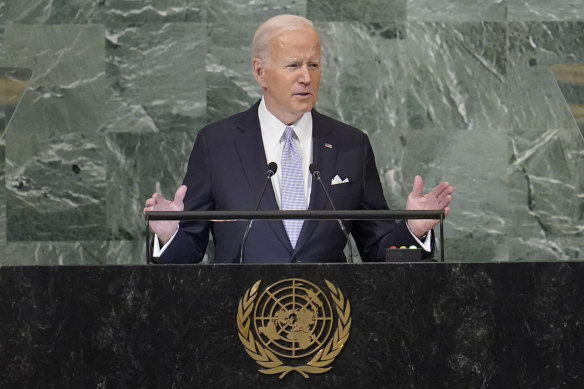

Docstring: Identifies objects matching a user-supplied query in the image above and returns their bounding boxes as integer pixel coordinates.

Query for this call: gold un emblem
[237,278,351,379]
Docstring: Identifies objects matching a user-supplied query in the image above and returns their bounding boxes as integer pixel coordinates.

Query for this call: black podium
[1,262,583,388]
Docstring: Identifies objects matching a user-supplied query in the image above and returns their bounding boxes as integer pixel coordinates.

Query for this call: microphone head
[267,162,278,176]
[309,163,320,176]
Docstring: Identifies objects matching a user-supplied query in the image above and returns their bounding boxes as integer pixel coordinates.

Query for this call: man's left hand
[406,175,453,238]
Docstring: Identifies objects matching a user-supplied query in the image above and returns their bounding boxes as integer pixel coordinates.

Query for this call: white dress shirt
[258,98,312,208]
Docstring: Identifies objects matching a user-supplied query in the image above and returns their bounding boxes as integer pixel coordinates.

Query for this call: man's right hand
[143,185,187,246]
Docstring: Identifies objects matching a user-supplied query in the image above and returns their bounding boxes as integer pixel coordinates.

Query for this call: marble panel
[507,0,584,21]
[3,24,107,241]
[206,22,261,124]
[401,130,509,262]
[0,0,105,24]
[407,0,507,22]
[106,23,206,133]
[308,0,406,22]
[3,240,143,265]
[316,22,407,134]
[404,22,509,131]
[507,126,584,260]
[106,0,198,24]
[5,132,107,241]
[106,23,205,135]
[205,0,306,23]
[102,90,164,134]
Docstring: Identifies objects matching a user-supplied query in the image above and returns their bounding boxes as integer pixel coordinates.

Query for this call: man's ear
[252,58,267,89]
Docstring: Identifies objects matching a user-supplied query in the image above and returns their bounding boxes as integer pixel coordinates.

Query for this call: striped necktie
[280,126,305,248]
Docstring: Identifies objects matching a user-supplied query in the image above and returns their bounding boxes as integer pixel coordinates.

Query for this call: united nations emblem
[237,278,351,378]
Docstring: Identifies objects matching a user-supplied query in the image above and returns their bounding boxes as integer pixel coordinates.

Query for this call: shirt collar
[258,97,312,149]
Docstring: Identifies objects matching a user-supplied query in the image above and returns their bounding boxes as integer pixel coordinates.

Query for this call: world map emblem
[237,278,351,378]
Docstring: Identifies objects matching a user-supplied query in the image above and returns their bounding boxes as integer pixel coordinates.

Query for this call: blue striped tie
[281,126,305,248]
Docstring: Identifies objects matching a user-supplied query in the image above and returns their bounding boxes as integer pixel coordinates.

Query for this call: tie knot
[281,126,296,143]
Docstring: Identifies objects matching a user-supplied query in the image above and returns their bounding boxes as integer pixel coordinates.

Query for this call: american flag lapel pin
[324,143,333,149]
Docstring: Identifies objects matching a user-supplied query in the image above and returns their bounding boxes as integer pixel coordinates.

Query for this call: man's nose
[298,65,311,84]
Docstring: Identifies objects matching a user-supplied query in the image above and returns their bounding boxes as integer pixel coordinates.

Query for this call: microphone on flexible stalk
[309,163,353,263]
[239,162,278,263]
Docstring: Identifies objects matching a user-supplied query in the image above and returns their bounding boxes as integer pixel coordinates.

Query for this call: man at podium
[143,14,453,263]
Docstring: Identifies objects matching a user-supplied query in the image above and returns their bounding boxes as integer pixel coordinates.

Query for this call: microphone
[240,162,278,263]
[309,163,353,263]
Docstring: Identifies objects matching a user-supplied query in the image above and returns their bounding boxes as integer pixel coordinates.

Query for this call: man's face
[253,28,321,125]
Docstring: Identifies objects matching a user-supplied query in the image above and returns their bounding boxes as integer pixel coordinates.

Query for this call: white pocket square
[331,175,350,185]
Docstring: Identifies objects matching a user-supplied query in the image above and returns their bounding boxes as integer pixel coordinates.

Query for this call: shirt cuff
[405,222,432,252]
[152,226,180,257]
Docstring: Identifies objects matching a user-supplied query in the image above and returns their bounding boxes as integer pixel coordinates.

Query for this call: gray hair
[251,14,317,66]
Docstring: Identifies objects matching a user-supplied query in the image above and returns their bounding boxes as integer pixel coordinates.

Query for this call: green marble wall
[0,0,582,264]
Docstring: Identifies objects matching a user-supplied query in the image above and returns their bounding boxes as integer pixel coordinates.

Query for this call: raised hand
[406,176,453,238]
[143,185,187,246]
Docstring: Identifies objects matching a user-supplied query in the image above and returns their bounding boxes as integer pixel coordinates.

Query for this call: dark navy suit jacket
[157,101,424,263]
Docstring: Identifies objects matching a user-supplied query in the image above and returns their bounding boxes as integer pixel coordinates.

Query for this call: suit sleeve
[155,129,213,264]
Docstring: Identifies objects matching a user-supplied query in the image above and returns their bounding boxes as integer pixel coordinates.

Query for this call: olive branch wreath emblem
[237,279,351,379]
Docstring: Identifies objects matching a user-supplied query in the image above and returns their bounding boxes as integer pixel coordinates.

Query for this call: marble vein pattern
[206,22,261,123]
[105,22,206,133]
[407,0,507,22]
[107,0,198,23]
[205,0,307,23]
[308,0,406,22]
[404,22,509,131]
[507,126,584,260]
[316,22,407,135]
[1,0,106,24]
[507,0,584,21]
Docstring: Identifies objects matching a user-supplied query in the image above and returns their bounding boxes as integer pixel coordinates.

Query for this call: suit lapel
[234,102,292,252]
[309,111,338,211]
[294,110,339,253]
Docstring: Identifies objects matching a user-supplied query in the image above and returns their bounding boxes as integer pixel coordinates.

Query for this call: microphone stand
[239,162,277,263]
[310,164,353,263]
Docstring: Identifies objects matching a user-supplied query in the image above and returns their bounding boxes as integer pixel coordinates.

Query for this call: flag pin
[324,143,332,149]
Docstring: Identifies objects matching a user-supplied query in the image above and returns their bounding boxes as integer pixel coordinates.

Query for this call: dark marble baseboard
[1,262,583,388]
